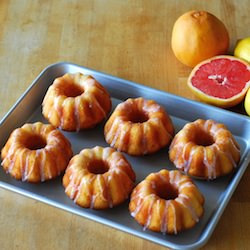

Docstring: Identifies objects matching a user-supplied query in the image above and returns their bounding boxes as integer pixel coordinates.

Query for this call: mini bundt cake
[1,122,73,182]
[169,119,241,180]
[63,146,136,209]
[42,72,112,131]
[104,97,175,156]
[129,169,204,234]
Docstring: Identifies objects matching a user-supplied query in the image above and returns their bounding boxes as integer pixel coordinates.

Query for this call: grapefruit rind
[187,55,250,108]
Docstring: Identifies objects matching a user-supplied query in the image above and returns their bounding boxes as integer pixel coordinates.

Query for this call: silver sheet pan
[1,62,250,250]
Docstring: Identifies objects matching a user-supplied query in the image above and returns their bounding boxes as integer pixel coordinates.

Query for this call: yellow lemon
[244,87,250,116]
[234,37,250,63]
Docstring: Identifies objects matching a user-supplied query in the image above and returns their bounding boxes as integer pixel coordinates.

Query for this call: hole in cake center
[25,134,47,150]
[129,109,149,123]
[193,128,215,146]
[87,160,109,174]
[62,84,84,97]
[155,182,179,200]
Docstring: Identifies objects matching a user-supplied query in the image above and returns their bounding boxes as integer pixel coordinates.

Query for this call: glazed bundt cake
[129,169,204,234]
[169,119,241,180]
[63,146,136,209]
[1,122,73,182]
[104,97,175,156]
[42,72,112,131]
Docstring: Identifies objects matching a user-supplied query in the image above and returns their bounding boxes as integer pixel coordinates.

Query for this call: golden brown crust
[1,122,73,182]
[42,73,112,131]
[129,169,204,234]
[63,146,136,209]
[169,119,241,180]
[104,97,174,156]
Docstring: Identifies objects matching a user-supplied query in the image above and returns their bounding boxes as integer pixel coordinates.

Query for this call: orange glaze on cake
[129,169,204,234]
[104,97,175,156]
[42,73,112,131]
[169,119,241,180]
[1,122,73,182]
[63,146,136,209]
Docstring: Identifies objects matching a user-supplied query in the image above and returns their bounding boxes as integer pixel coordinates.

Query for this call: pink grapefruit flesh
[187,55,250,108]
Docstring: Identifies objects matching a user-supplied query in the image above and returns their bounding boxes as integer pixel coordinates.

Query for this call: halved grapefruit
[187,55,250,108]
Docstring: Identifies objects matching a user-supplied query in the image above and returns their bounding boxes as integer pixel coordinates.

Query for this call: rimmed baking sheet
[1,62,250,250]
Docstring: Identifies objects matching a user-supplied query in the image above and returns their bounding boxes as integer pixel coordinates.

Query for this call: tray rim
[2,61,250,128]
[1,61,250,250]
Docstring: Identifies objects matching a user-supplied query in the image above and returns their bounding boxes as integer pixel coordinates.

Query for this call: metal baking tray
[1,62,250,250]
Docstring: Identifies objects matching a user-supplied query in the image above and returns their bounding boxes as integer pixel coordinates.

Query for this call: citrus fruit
[171,10,230,68]
[234,37,250,63]
[187,55,250,108]
[244,88,250,116]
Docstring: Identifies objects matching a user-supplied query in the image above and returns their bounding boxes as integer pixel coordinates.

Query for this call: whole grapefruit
[171,10,230,68]
[187,55,250,108]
